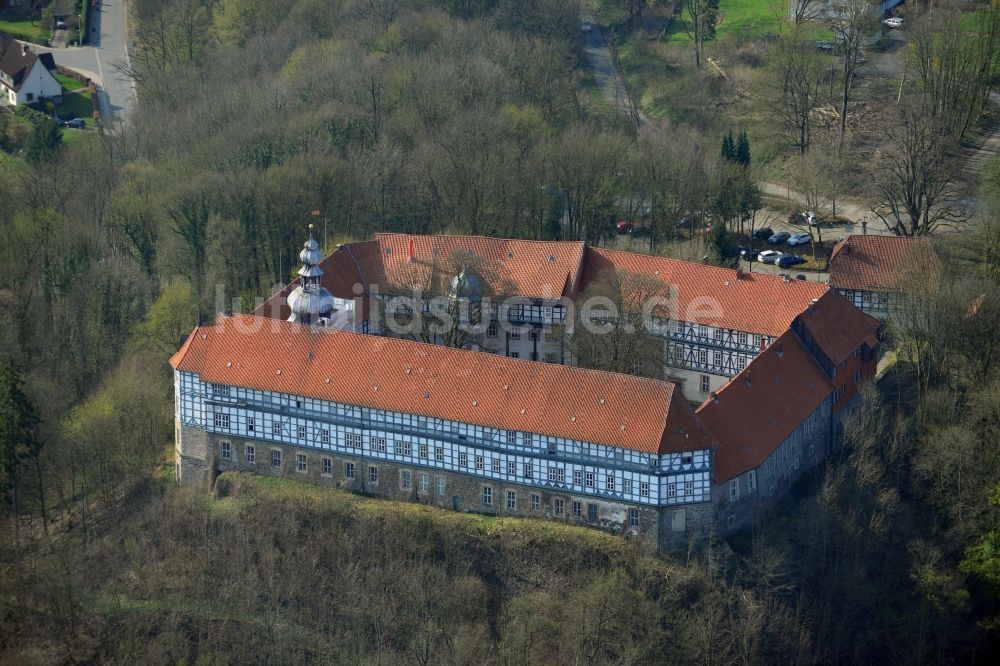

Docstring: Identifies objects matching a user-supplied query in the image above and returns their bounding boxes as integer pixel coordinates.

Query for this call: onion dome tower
[287,224,334,325]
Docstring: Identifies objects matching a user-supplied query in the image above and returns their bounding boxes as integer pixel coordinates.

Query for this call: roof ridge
[374,232,586,247]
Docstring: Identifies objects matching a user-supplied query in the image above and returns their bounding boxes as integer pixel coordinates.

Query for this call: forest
[1,0,1000,662]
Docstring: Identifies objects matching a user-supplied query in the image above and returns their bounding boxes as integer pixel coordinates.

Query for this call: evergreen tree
[0,357,40,563]
[24,117,62,164]
[721,130,735,162]
[736,130,751,167]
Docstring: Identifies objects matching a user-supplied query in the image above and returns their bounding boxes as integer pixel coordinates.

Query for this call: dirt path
[580,10,647,130]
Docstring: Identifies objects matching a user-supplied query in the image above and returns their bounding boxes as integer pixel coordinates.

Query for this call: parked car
[883,17,903,29]
[678,212,701,228]
[581,21,593,33]
[629,224,650,237]
[56,20,68,30]
[767,232,791,245]
[787,233,812,246]
[757,250,784,264]
[815,40,835,52]
[795,275,807,281]
[777,255,807,268]
[752,227,774,241]
[58,117,85,129]
[616,220,633,234]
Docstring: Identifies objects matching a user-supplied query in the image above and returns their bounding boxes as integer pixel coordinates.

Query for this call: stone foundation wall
[191,432,678,550]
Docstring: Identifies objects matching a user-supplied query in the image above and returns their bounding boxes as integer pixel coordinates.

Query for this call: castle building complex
[172,231,881,549]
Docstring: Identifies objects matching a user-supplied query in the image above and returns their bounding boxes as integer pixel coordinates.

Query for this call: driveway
[31,0,134,122]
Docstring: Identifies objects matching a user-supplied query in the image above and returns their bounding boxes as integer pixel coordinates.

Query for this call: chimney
[701,255,709,264]
[710,391,719,404]
[735,268,744,280]
[407,238,415,263]
[21,43,29,55]
[782,274,791,283]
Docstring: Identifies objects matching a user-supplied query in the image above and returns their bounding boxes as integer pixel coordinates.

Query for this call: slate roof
[829,235,939,292]
[696,330,834,482]
[170,315,719,455]
[0,34,56,92]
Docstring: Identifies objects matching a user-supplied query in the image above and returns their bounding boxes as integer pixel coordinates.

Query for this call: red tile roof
[696,330,834,482]
[795,289,881,366]
[580,247,830,337]
[364,234,586,300]
[829,235,939,292]
[170,315,717,455]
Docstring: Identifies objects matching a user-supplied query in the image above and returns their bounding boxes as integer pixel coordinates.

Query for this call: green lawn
[57,89,93,120]
[664,0,786,43]
[55,72,87,91]
[0,17,49,44]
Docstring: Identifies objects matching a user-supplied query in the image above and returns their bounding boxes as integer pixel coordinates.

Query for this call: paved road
[580,11,646,131]
[32,0,134,122]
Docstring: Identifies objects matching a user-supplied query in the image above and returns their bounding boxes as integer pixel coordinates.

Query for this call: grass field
[661,0,787,43]
[0,17,49,44]
[57,89,94,120]
[55,72,87,91]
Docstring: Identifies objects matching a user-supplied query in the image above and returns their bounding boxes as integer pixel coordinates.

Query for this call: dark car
[767,232,791,245]
[752,227,774,241]
[629,224,650,237]
[58,117,85,129]
[777,255,807,268]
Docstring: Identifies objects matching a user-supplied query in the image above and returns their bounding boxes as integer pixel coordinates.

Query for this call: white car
[757,250,784,264]
[581,22,593,33]
[883,17,904,29]
[787,233,812,247]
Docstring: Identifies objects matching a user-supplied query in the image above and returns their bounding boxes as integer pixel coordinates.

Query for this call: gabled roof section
[696,330,834,482]
[0,34,54,92]
[170,315,716,455]
[580,247,830,337]
[829,235,939,292]
[366,234,586,300]
[794,289,881,367]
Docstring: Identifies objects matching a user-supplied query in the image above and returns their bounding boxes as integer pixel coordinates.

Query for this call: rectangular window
[753,334,762,348]
[506,430,516,446]
[713,328,723,342]
[629,508,639,528]
[459,452,468,467]
[572,501,582,518]
[700,375,711,392]
[587,503,597,522]
[713,350,722,365]
[345,462,355,478]
[529,329,539,341]
[738,331,748,345]
[371,437,387,453]
[400,470,411,489]
[419,443,428,459]
[554,498,565,516]
[730,479,739,501]
[524,463,533,479]
[506,461,515,475]
[214,413,230,429]
[482,486,492,506]
[854,368,862,385]
[297,424,306,440]
[320,429,330,445]
[271,449,282,468]
[296,453,307,472]
[434,447,444,462]
[624,479,633,495]
[530,494,540,511]
[509,352,519,359]
[606,475,615,492]
[220,441,231,460]
[573,470,582,486]
[345,433,362,448]
[418,473,429,494]
[487,322,498,337]
[668,483,676,498]
[506,490,516,510]
[245,444,255,464]
[640,482,650,497]
[698,349,708,365]
[684,481,693,495]
[524,433,533,447]
[247,417,256,433]
[510,330,521,340]
[369,465,378,484]
[212,383,230,396]
[272,420,281,436]
[322,458,332,475]
[435,477,446,496]
[584,472,595,488]
[475,455,484,470]
[544,352,557,363]
[397,441,412,456]
[727,514,737,529]
[748,470,756,492]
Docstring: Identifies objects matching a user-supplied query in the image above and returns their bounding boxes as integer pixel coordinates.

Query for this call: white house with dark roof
[0,34,61,106]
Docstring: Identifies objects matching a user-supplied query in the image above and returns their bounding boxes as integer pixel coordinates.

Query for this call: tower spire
[287,224,334,325]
